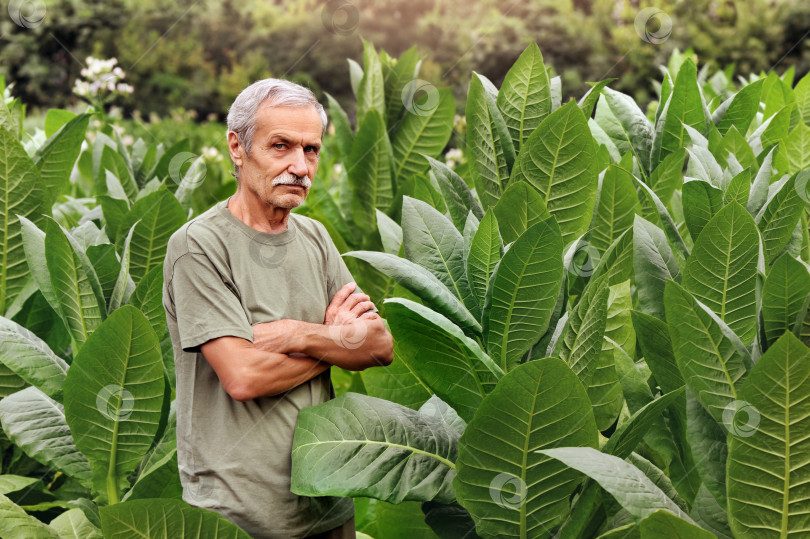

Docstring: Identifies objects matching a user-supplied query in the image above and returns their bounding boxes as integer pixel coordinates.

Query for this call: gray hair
[227,78,327,178]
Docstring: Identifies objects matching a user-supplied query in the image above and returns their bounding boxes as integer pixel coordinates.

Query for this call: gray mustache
[271,173,312,189]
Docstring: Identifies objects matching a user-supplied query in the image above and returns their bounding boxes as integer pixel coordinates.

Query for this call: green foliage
[2,39,810,538]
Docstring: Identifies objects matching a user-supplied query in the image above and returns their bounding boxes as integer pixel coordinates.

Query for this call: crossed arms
[200,282,394,401]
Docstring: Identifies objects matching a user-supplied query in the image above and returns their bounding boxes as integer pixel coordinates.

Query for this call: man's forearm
[202,335,331,401]
[253,319,393,371]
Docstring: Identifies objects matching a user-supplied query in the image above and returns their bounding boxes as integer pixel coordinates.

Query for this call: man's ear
[227,131,243,168]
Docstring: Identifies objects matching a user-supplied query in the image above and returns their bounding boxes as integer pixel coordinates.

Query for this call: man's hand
[324,282,379,325]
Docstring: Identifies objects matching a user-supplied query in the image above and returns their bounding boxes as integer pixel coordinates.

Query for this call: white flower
[445,148,463,161]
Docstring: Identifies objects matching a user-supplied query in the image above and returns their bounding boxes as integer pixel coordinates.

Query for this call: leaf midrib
[296,439,456,469]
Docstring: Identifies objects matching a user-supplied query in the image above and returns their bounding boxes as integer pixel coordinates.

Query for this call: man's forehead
[256,103,322,131]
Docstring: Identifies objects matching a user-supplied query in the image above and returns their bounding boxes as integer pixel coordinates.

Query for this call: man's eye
[305,146,319,153]
[274,143,286,150]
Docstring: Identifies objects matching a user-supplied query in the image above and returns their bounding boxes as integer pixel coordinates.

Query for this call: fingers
[359,311,380,320]
[340,292,370,312]
[328,282,357,309]
[351,301,376,316]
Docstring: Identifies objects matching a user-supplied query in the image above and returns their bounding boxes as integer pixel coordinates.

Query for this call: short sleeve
[165,251,253,352]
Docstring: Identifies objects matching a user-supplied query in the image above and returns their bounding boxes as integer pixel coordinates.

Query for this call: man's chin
[270,192,308,209]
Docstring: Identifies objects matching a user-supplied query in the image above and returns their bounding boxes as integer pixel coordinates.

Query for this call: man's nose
[287,148,308,177]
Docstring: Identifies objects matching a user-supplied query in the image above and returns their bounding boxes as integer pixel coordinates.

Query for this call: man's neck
[227,190,291,234]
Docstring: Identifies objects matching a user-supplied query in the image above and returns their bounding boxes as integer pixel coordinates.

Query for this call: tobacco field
[1,41,810,538]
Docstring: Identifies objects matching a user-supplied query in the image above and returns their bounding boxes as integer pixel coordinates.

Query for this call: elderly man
[162,78,393,538]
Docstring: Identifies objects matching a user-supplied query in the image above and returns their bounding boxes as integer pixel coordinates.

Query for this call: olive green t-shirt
[162,197,355,538]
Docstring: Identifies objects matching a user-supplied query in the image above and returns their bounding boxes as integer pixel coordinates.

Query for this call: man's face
[230,104,323,209]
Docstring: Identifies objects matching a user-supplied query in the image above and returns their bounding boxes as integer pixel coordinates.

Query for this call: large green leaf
[344,251,480,334]
[18,216,59,316]
[63,306,165,504]
[762,253,810,347]
[687,390,728,509]
[599,87,654,177]
[690,484,733,539]
[604,387,686,459]
[347,110,394,229]
[392,88,454,181]
[100,499,251,539]
[401,197,477,315]
[385,298,499,422]
[361,347,432,409]
[117,187,186,285]
[727,332,810,538]
[45,218,106,350]
[325,93,353,160]
[465,210,501,312]
[483,220,564,372]
[756,173,806,265]
[652,59,708,168]
[0,493,59,539]
[664,281,749,425]
[128,263,166,341]
[0,387,92,487]
[356,39,386,124]
[496,42,551,152]
[632,174,689,261]
[716,80,763,136]
[589,165,640,254]
[0,316,67,399]
[383,46,419,130]
[426,156,484,230]
[559,278,610,394]
[540,447,693,522]
[683,202,760,343]
[291,392,458,504]
[492,181,552,245]
[49,507,103,539]
[512,101,598,244]
[637,510,715,538]
[0,126,47,315]
[466,72,516,209]
[683,179,724,241]
[33,114,90,207]
[633,215,681,321]
[454,358,598,537]
[590,280,632,430]
[775,116,810,175]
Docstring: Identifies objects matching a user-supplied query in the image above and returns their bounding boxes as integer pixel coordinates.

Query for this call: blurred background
[2,0,809,122]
